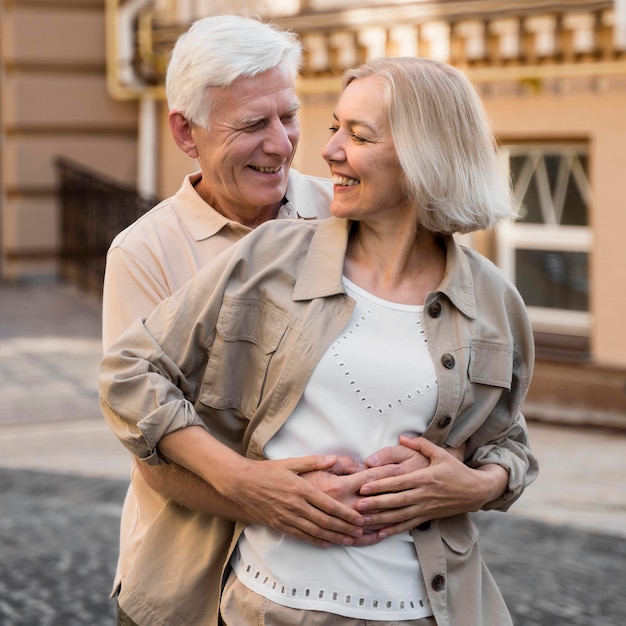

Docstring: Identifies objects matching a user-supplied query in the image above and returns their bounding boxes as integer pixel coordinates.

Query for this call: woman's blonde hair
[343,57,515,234]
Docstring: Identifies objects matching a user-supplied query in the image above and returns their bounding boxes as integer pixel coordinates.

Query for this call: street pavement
[1,281,625,625]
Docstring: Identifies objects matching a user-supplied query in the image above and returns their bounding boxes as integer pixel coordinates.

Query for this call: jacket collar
[437,236,477,320]
[293,218,349,300]
[294,217,477,320]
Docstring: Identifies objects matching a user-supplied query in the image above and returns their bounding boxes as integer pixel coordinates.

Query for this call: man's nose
[265,120,294,156]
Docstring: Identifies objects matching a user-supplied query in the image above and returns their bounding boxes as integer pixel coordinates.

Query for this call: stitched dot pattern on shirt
[330,308,438,415]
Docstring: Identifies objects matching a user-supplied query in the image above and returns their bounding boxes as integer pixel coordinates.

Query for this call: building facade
[2,0,626,422]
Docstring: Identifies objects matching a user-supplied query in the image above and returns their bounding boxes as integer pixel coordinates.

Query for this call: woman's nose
[322,132,343,163]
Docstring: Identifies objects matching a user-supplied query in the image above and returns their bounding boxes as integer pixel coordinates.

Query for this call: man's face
[190,64,300,226]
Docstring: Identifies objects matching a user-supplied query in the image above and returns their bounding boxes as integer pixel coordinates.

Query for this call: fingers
[328,455,366,475]
[280,454,338,474]
[397,435,442,458]
[365,444,415,467]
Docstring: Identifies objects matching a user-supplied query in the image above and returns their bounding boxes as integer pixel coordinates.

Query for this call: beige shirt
[101,168,332,612]
[103,169,332,349]
[100,217,538,626]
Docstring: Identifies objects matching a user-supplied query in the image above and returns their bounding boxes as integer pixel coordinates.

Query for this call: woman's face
[322,76,409,223]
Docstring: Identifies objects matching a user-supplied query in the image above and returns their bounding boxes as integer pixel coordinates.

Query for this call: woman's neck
[344,222,447,305]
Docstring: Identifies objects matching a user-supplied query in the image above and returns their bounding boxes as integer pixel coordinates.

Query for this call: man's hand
[156,427,402,548]
[230,454,410,547]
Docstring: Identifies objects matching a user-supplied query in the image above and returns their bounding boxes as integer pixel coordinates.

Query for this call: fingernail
[365,453,379,465]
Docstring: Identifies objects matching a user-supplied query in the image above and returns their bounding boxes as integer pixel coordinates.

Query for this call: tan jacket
[100,217,538,626]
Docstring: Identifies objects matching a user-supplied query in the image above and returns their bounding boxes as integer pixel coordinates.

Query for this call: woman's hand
[354,436,508,540]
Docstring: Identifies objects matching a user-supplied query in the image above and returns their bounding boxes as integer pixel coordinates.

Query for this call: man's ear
[169,111,199,159]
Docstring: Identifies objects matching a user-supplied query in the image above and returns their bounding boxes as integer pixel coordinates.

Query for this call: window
[497,144,592,360]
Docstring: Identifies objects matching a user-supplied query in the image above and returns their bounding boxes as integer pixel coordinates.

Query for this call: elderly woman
[100,57,537,626]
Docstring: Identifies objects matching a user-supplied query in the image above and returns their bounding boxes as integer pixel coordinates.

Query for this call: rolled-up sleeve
[98,243,238,465]
[99,316,208,465]
[469,410,539,511]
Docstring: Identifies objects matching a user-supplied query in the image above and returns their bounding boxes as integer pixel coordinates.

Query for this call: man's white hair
[166,14,302,129]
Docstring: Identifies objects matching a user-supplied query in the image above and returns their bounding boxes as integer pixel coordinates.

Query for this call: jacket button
[438,415,452,429]
[431,575,446,591]
[441,353,455,369]
[417,521,431,531]
[428,301,442,318]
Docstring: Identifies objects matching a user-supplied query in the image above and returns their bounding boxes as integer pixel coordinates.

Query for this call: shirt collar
[172,172,246,241]
[283,169,325,218]
[172,169,321,242]
[294,219,478,319]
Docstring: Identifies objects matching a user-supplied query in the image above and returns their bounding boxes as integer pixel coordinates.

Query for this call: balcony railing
[107,0,626,99]
[56,157,159,297]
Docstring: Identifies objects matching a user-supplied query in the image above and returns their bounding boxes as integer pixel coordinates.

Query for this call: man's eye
[243,121,264,131]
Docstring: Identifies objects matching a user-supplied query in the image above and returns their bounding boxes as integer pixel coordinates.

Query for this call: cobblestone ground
[1,467,625,626]
[0,469,124,626]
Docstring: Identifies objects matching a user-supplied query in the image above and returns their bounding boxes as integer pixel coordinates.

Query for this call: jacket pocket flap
[469,342,513,390]
[438,514,479,554]
[216,300,286,354]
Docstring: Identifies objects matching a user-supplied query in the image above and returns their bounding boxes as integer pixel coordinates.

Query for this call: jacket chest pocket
[452,341,514,427]
[199,301,288,418]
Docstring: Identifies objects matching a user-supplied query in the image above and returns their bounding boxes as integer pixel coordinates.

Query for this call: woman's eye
[328,126,339,133]
[351,133,367,143]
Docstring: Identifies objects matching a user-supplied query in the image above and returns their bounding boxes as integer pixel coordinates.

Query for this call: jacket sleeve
[467,285,538,512]
[98,250,235,465]
[468,409,539,511]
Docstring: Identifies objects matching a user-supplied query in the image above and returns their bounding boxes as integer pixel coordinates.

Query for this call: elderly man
[104,16,392,625]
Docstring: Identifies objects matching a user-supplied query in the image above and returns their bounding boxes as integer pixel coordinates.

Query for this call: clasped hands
[298,436,468,546]
[230,435,500,548]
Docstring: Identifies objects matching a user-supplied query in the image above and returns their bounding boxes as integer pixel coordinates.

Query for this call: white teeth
[252,165,281,173]
[332,175,360,186]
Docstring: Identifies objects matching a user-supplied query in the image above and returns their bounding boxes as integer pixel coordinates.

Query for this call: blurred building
[2,0,625,424]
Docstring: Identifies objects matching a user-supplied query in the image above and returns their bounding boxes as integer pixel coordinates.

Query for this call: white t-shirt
[233,277,438,620]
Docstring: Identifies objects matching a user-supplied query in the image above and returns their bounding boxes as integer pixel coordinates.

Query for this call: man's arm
[155,426,374,546]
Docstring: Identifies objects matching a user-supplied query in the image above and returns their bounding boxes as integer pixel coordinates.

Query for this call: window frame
[496,142,593,338]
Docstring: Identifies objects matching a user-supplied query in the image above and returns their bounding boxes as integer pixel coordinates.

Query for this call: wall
[0,0,138,280]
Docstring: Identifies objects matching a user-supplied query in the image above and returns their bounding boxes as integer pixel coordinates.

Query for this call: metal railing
[55,157,159,297]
